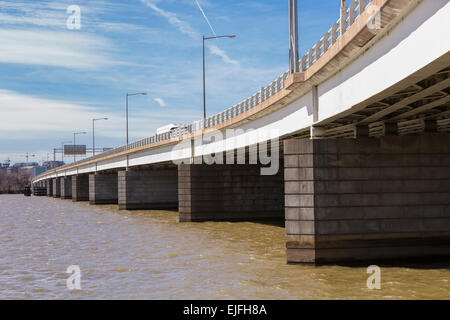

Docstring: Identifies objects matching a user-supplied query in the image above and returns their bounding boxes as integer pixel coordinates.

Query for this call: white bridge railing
[300,0,369,71]
[43,0,371,172]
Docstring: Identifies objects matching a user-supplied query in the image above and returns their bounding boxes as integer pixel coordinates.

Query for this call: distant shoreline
[0,191,25,195]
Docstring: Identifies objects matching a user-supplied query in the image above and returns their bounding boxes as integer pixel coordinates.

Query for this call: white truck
[156,124,188,137]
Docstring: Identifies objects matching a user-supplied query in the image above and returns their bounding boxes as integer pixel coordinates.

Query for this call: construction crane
[18,152,36,164]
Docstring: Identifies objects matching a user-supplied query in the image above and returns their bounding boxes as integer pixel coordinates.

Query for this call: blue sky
[0,0,342,164]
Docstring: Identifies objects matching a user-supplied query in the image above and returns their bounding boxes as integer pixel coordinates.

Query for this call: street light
[92,118,108,156]
[73,132,87,163]
[202,34,236,122]
[126,92,147,145]
[61,141,72,162]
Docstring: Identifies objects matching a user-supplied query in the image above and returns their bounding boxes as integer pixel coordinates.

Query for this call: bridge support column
[118,167,178,210]
[72,175,89,202]
[423,120,438,132]
[60,177,72,199]
[32,182,47,196]
[89,172,118,205]
[178,164,284,222]
[284,134,450,265]
[52,178,61,198]
[46,179,53,197]
[354,125,369,138]
[382,123,398,136]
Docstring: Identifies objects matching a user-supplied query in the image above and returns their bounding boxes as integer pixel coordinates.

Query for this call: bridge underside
[311,62,450,139]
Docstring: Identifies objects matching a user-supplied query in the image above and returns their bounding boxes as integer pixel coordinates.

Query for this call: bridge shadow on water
[253,220,285,228]
[220,219,285,228]
[329,257,450,270]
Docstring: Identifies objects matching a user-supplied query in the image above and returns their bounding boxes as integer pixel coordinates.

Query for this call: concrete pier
[179,164,284,222]
[46,179,53,196]
[31,181,46,196]
[89,172,118,205]
[72,175,89,202]
[32,186,47,196]
[118,167,178,210]
[284,134,450,265]
[52,178,61,198]
[60,177,72,200]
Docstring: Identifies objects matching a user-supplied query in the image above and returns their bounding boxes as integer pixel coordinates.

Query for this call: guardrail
[36,0,371,177]
[300,0,369,71]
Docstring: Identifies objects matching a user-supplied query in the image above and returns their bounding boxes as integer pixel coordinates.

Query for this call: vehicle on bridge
[156,124,189,138]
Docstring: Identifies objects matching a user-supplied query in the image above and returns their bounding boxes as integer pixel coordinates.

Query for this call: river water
[0,194,449,300]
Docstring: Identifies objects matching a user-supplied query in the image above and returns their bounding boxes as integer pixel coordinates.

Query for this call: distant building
[7,162,41,175]
[18,166,34,177]
[42,161,65,170]
[0,162,9,173]
[12,162,39,168]
[31,167,47,178]
[1,161,62,175]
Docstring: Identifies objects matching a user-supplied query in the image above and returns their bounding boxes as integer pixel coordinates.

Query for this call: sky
[0,0,342,165]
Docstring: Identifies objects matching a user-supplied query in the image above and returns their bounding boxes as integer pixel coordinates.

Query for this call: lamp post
[126,93,147,145]
[93,118,108,156]
[73,132,86,163]
[289,0,299,74]
[60,141,72,162]
[202,34,236,122]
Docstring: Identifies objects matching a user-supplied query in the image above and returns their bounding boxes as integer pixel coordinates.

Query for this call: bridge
[32,0,450,265]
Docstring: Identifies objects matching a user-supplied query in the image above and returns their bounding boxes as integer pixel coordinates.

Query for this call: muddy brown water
[0,195,448,299]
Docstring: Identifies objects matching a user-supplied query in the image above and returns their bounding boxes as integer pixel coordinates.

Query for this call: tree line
[0,171,30,194]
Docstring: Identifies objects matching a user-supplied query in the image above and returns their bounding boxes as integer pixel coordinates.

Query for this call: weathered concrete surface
[46,179,53,197]
[72,175,89,202]
[89,173,118,205]
[179,164,284,222]
[118,167,178,210]
[284,134,450,265]
[52,178,61,198]
[60,177,72,200]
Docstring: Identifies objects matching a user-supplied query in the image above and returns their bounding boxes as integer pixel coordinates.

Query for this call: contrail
[194,0,216,37]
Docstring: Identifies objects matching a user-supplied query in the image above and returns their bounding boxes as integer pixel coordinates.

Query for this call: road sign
[64,145,86,156]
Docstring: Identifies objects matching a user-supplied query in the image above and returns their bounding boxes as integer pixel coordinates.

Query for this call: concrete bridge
[32,0,450,265]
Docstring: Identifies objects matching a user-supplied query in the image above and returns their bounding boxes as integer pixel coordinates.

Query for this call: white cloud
[154,98,167,107]
[0,29,116,69]
[0,1,158,70]
[139,0,238,66]
[139,0,197,38]
[0,89,106,135]
[208,44,239,65]
[0,90,200,141]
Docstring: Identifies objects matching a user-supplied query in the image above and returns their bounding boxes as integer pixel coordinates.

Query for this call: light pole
[61,141,72,162]
[289,0,299,74]
[202,34,236,122]
[73,132,86,163]
[126,92,147,145]
[93,118,108,156]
